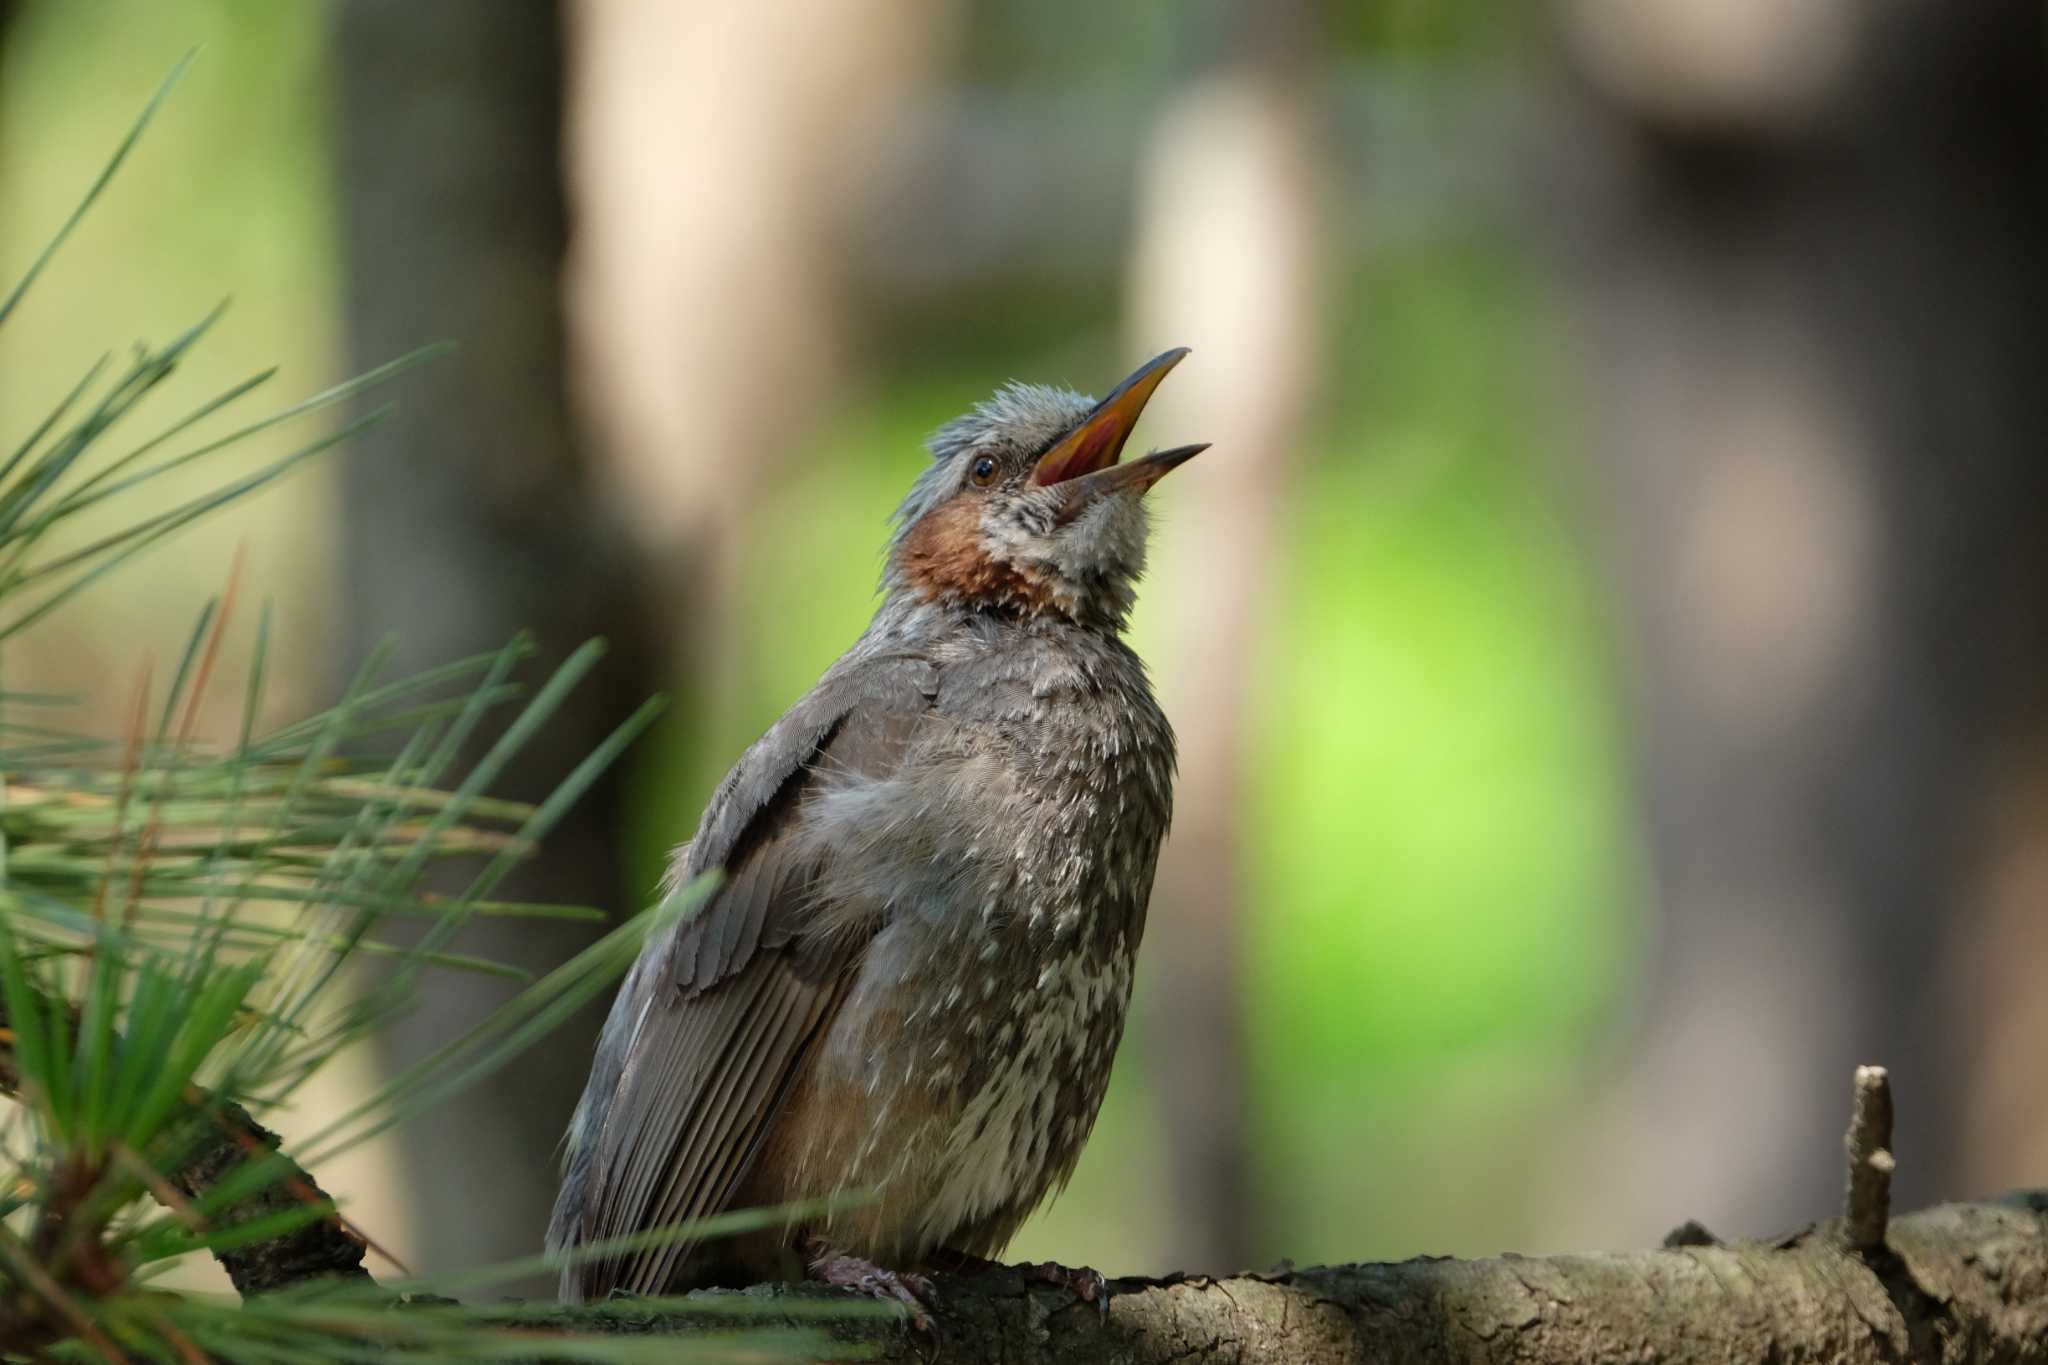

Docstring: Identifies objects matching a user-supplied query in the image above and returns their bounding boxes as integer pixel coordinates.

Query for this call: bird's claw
[806,1248,938,1333]
[931,1248,1112,1318]
[1023,1259,1110,1317]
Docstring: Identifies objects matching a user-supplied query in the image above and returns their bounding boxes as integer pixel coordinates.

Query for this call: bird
[548,347,1205,1313]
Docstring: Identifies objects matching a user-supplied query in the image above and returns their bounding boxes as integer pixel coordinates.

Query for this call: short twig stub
[1843,1064,1895,1252]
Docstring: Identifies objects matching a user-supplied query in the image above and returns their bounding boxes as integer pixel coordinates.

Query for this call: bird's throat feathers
[892,496,1064,619]
[889,494,1143,629]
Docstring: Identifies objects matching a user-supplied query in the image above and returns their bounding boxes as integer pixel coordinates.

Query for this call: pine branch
[0,982,373,1298]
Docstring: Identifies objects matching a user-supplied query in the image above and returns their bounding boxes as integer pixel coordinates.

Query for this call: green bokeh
[1243,246,1637,1261]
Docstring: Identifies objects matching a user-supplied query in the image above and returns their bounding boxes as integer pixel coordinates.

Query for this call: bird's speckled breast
[755,621,1175,1262]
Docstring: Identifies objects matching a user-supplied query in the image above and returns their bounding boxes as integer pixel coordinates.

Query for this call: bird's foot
[931,1249,1109,1318]
[804,1243,936,1333]
[1021,1260,1110,1317]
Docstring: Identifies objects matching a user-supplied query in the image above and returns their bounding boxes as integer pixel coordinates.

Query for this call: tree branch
[161,1098,373,1296]
[506,1065,2047,1361]
[525,1193,2048,1364]
[0,988,371,1298]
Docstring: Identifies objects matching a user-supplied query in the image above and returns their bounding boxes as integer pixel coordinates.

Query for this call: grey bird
[549,348,1205,1311]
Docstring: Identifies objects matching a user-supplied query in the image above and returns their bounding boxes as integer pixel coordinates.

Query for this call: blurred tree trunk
[1538,0,2047,1245]
[0,2,17,147]
[331,0,658,1285]
[1128,0,1327,1273]
[560,0,950,791]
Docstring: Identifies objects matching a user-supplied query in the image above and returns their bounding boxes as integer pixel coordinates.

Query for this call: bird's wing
[571,653,936,1298]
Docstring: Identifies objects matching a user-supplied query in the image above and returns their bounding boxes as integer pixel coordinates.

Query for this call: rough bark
[160,1101,371,1297]
[519,1193,2048,1364]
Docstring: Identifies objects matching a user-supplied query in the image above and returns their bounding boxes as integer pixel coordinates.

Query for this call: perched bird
[549,349,1205,1310]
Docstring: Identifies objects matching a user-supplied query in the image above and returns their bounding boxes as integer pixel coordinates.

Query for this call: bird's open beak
[1030,348,1205,514]
[1045,443,1211,522]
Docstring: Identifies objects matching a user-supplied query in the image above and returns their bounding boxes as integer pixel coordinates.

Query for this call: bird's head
[886,348,1205,630]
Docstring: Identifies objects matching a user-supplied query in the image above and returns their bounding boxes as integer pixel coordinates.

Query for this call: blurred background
[1,0,2042,1292]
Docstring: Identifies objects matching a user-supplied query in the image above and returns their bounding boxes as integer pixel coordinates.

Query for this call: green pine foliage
[0,58,854,1363]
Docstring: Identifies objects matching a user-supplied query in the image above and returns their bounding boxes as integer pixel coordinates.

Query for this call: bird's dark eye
[969,456,999,487]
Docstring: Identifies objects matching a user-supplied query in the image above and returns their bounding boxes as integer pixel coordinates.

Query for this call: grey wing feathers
[555,654,935,1300]
[580,956,845,1296]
